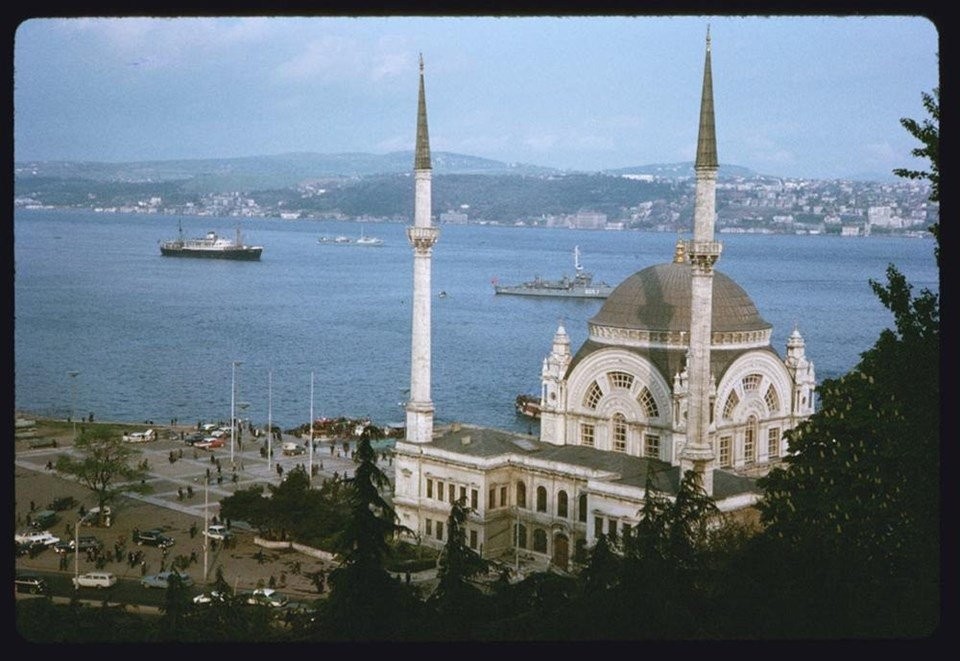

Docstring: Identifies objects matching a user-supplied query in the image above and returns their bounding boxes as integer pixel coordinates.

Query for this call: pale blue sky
[13,15,939,179]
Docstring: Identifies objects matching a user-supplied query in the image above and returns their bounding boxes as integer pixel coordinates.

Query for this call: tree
[427,497,490,638]
[314,429,420,640]
[893,86,939,265]
[754,87,940,637]
[54,426,150,523]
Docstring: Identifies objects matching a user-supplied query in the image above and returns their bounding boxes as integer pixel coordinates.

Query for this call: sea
[13,209,939,434]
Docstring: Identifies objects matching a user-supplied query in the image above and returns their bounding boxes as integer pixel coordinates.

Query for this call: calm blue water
[14,209,939,433]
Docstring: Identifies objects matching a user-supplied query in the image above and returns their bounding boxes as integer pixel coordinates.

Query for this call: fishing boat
[493,246,612,298]
[160,222,262,260]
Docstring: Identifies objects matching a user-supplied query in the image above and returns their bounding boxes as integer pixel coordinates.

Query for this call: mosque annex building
[392,36,816,571]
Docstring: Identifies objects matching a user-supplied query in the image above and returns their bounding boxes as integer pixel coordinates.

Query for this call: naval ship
[493,246,613,299]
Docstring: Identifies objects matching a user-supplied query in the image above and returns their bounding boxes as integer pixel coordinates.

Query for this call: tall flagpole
[203,476,209,584]
[309,371,314,484]
[267,369,273,472]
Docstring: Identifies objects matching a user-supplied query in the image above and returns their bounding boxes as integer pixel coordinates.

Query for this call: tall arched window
[612,413,627,452]
[744,415,758,464]
[536,486,547,512]
[516,481,527,509]
[578,493,587,522]
[557,490,568,518]
[583,381,603,409]
[533,528,548,553]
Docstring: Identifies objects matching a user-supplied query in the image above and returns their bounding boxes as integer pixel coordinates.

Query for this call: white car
[246,588,289,608]
[15,530,60,546]
[203,525,232,541]
[72,572,117,589]
[192,590,228,605]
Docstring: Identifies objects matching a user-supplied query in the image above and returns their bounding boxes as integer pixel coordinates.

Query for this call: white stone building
[392,36,816,571]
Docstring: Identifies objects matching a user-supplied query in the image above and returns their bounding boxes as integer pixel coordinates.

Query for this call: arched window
[636,386,660,418]
[607,371,634,391]
[742,373,762,392]
[533,528,548,553]
[764,384,780,413]
[557,490,569,518]
[722,391,740,420]
[516,481,527,509]
[612,413,627,452]
[578,493,587,522]
[744,415,758,464]
[536,486,547,513]
[583,381,603,409]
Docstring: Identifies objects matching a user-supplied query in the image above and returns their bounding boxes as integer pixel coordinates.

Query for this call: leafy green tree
[893,86,939,263]
[54,426,150,523]
[755,87,940,637]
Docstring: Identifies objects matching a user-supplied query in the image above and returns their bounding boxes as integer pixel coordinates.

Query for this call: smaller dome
[591,262,770,334]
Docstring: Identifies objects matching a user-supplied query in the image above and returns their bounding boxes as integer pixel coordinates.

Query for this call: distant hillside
[603,162,759,179]
[14,152,559,194]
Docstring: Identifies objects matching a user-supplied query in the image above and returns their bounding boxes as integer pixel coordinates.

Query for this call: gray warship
[493,246,613,299]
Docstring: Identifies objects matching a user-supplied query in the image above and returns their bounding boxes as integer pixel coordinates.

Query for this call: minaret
[405,54,440,444]
[539,323,572,446]
[681,27,722,496]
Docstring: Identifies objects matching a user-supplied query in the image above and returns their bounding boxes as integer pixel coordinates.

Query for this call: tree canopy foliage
[53,426,150,519]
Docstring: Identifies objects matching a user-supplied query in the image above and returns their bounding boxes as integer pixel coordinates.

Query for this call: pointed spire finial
[419,52,424,73]
[415,53,431,171]
[695,26,718,170]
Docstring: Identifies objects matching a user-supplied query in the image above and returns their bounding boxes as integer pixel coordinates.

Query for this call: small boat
[493,246,612,299]
[318,228,384,246]
[356,228,384,246]
[160,222,262,260]
[515,394,541,419]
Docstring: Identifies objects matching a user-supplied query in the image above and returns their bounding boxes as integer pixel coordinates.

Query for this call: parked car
[282,441,305,456]
[192,590,228,605]
[54,535,103,554]
[184,432,206,445]
[15,530,60,547]
[79,506,112,527]
[141,570,194,589]
[72,571,117,589]
[246,588,289,608]
[30,510,59,529]
[15,572,49,595]
[133,528,175,548]
[194,437,224,450]
[202,525,232,541]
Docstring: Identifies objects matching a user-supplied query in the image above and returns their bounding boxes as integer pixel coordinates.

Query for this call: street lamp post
[203,475,209,584]
[67,371,79,439]
[74,519,80,591]
[238,402,249,469]
[231,361,242,466]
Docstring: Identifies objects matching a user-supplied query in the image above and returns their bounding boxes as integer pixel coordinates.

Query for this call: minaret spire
[406,54,440,443]
[415,53,432,172]
[695,26,718,170]
[681,27,723,496]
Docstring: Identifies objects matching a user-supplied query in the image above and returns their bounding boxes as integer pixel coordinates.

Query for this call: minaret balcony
[685,240,722,268]
[407,226,440,250]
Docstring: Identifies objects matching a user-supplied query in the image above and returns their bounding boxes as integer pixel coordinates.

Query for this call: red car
[194,437,224,449]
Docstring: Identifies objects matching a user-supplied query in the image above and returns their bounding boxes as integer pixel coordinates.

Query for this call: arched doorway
[552,533,569,571]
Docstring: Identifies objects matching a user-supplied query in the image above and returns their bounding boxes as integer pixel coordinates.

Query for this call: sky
[13,14,940,179]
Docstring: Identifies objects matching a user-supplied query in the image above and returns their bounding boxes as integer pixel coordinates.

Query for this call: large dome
[590,262,770,333]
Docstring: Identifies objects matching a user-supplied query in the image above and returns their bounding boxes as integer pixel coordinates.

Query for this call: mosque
[392,35,816,571]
